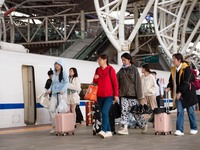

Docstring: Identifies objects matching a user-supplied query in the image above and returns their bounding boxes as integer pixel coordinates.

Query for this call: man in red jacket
[93,54,119,138]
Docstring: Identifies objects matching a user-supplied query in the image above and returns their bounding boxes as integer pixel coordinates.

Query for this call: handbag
[37,93,50,109]
[84,84,98,102]
[109,102,121,119]
[130,104,152,114]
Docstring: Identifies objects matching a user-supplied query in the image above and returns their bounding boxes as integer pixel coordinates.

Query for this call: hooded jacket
[50,59,68,95]
[167,62,198,108]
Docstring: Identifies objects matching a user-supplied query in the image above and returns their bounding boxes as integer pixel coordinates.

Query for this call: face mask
[122,64,130,68]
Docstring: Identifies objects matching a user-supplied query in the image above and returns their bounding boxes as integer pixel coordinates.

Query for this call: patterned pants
[120,97,147,128]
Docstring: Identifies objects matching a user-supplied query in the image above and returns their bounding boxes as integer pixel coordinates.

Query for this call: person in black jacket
[166,53,198,136]
[45,68,53,97]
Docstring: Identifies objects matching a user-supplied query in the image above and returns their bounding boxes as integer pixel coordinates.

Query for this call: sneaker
[174,130,184,136]
[50,128,56,134]
[98,130,106,138]
[190,130,198,135]
[141,124,148,133]
[104,131,113,138]
[118,128,129,135]
[119,126,124,130]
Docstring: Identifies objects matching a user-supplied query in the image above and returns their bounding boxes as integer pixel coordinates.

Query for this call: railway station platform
[0,112,200,150]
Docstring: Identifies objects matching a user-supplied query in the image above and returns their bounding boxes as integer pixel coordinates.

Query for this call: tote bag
[84,84,98,102]
[37,93,50,109]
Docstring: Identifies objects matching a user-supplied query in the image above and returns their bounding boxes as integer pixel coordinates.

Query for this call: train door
[22,65,36,125]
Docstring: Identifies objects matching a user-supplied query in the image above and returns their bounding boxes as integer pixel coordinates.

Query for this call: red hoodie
[93,65,119,98]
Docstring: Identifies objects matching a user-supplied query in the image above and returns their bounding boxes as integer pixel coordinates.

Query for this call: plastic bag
[37,93,50,109]
[57,99,70,113]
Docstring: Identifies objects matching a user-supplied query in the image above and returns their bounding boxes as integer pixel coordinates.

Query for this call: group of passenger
[93,53,157,138]
[45,59,81,134]
[95,52,199,138]
[45,52,199,138]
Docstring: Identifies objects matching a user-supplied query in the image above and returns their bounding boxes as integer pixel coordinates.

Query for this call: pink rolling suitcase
[154,112,172,135]
[55,113,75,136]
[154,95,172,135]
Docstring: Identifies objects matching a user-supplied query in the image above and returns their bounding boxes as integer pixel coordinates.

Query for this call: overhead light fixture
[110,11,130,18]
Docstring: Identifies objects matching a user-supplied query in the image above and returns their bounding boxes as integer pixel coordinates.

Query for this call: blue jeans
[176,99,197,132]
[98,97,113,132]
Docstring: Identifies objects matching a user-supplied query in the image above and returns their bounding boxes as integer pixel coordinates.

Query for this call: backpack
[190,69,200,90]
[156,78,160,87]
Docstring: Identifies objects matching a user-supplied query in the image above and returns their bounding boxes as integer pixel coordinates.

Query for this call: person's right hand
[140,98,147,105]
[46,90,51,94]
[165,88,170,92]
[94,75,99,79]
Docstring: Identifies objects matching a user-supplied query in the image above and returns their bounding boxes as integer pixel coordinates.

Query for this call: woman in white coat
[141,64,157,123]
[67,67,81,125]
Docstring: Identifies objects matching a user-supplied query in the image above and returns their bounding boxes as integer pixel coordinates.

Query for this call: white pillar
[80,10,85,39]
[118,42,130,65]
[118,51,129,66]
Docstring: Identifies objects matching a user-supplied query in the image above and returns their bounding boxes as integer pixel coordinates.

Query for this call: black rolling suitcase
[76,105,84,124]
[92,103,102,135]
[92,102,117,135]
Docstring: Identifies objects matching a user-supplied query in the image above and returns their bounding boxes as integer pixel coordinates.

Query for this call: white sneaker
[50,128,56,134]
[104,131,113,138]
[98,130,106,138]
[174,130,184,136]
[190,130,198,135]
[118,128,129,135]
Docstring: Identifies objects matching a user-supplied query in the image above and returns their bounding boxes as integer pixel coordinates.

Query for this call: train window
[22,65,36,125]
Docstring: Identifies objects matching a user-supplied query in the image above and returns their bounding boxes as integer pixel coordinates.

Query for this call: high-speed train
[0,42,170,129]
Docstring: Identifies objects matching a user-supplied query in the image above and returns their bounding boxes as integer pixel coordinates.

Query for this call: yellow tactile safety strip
[0,123,86,135]
[0,125,51,135]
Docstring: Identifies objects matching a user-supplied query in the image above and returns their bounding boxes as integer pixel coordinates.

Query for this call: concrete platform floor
[0,112,200,150]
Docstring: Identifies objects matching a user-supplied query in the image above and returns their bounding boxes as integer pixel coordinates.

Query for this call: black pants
[156,96,161,108]
[198,95,200,110]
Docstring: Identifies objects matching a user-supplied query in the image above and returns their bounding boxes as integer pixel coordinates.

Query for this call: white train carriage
[0,46,170,128]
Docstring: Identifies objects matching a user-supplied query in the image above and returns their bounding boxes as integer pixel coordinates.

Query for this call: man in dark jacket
[166,53,198,136]
[45,68,53,97]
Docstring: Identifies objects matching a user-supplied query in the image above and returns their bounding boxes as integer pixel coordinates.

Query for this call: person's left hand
[176,92,181,100]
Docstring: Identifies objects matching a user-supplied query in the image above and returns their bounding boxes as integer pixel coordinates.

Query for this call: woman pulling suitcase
[93,54,119,138]
[46,59,68,134]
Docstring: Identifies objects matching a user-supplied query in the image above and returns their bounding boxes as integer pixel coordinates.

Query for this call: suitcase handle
[56,93,60,109]
[165,91,170,114]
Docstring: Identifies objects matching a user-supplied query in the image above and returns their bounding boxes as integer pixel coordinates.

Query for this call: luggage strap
[56,93,60,109]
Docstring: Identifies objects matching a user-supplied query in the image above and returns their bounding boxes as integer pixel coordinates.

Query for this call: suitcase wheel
[113,131,116,135]
[72,132,75,135]
[56,133,60,136]
[62,133,66,136]
[93,131,96,135]
[86,124,88,126]
[164,132,168,135]
[155,132,159,135]
[66,132,69,135]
